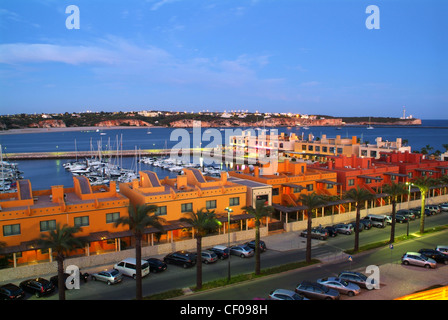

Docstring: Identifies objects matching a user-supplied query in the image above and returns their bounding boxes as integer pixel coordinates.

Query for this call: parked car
[50,271,89,289]
[114,258,150,279]
[146,258,167,273]
[425,205,440,215]
[408,208,422,218]
[323,226,338,237]
[19,278,55,298]
[349,221,363,232]
[200,250,218,264]
[436,245,448,255]
[397,210,415,220]
[209,245,230,260]
[245,240,267,252]
[439,203,448,211]
[365,214,388,228]
[300,228,328,240]
[91,269,123,285]
[269,289,308,300]
[0,283,25,300]
[359,218,372,230]
[418,249,448,265]
[333,223,354,235]
[230,245,254,258]
[317,277,361,297]
[295,281,340,300]
[402,252,437,269]
[163,251,197,268]
[395,214,409,224]
[338,271,377,290]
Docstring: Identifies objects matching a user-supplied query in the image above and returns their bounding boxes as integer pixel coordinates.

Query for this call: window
[292,187,302,193]
[348,179,355,186]
[155,206,167,216]
[229,197,240,206]
[106,212,120,224]
[306,184,314,191]
[3,224,20,236]
[337,148,343,154]
[181,203,193,213]
[272,188,279,196]
[40,220,56,232]
[74,216,89,227]
[315,146,320,152]
[206,200,217,209]
[326,183,333,189]
[322,146,328,153]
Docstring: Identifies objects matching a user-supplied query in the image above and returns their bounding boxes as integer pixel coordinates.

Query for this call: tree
[409,177,437,234]
[382,183,407,243]
[114,204,165,300]
[344,187,375,253]
[298,193,326,263]
[38,224,85,300]
[180,208,220,290]
[243,200,274,275]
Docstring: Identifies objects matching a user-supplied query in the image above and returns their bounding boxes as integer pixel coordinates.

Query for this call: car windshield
[110,270,120,276]
[292,293,304,300]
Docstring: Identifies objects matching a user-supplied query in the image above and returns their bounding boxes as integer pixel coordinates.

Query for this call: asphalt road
[9,212,448,301]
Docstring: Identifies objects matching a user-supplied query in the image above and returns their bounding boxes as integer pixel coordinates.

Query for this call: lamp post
[225,207,233,282]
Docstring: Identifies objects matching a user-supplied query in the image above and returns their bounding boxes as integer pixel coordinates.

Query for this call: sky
[0,0,447,118]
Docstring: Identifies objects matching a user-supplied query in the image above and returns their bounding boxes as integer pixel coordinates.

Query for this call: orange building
[0,177,129,266]
[309,154,403,194]
[375,151,448,180]
[228,159,339,207]
[119,168,249,241]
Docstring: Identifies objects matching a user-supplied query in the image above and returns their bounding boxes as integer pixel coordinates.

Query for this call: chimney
[51,185,64,203]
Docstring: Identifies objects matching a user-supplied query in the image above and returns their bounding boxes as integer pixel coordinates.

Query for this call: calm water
[1,119,447,190]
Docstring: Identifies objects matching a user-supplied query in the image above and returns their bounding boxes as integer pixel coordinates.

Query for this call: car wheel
[133,274,137,280]
[107,281,112,285]
[183,263,188,269]
[92,276,96,281]
[346,231,350,235]
[240,254,245,258]
[403,261,409,265]
[35,292,41,298]
[348,291,355,297]
[204,260,209,264]
[444,260,448,265]
[424,264,431,269]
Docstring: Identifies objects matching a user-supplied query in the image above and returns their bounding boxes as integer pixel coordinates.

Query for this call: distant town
[0,109,421,130]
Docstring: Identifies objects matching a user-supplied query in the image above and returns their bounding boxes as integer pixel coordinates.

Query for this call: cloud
[149,0,182,11]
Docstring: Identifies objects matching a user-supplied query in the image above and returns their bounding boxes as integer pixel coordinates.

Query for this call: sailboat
[367,117,374,129]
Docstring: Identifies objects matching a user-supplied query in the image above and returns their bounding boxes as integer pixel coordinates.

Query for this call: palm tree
[38,223,85,300]
[242,200,274,275]
[382,182,407,243]
[114,204,165,300]
[298,193,326,263]
[180,208,221,290]
[409,177,437,234]
[344,187,375,253]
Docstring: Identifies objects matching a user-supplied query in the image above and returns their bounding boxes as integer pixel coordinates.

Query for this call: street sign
[348,256,353,262]
[389,244,394,250]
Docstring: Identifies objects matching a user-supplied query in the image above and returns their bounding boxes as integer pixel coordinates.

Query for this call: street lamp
[225,206,233,282]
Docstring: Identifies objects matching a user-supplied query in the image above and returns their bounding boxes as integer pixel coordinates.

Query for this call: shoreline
[0,123,426,135]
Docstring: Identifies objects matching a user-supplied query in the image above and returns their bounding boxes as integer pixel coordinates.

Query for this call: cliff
[94,119,152,127]
[169,118,344,128]
[28,120,67,128]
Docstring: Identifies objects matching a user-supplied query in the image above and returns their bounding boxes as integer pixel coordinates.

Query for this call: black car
[360,218,372,230]
[245,240,267,252]
[0,283,25,300]
[163,251,197,268]
[209,245,230,260]
[395,214,409,223]
[19,278,55,298]
[323,226,338,237]
[146,258,168,272]
[349,221,363,232]
[418,249,448,265]
[300,228,328,240]
[50,271,89,289]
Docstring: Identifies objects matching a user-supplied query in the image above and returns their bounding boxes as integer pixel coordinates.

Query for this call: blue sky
[0,0,447,118]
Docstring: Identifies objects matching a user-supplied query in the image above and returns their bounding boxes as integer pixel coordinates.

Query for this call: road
[11,212,448,300]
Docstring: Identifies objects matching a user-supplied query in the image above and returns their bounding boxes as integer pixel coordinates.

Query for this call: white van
[114,258,150,279]
[365,215,387,228]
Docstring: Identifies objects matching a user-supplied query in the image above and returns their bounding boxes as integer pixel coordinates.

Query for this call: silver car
[317,277,361,297]
[200,250,218,264]
[269,289,308,300]
[91,269,123,285]
[230,245,254,258]
[402,252,437,269]
[333,223,354,235]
